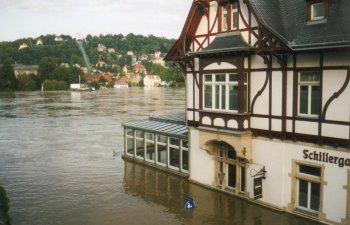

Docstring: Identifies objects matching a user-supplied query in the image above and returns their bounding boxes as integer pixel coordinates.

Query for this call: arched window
[214,141,246,193]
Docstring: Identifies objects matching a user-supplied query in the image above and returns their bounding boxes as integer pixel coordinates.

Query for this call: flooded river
[0,88,320,225]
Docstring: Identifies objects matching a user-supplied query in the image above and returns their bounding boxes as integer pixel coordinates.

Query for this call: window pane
[218,148,224,158]
[157,144,167,164]
[298,180,308,208]
[300,86,309,114]
[244,85,248,112]
[312,3,325,19]
[146,132,154,140]
[216,74,225,82]
[311,86,320,115]
[228,164,236,188]
[227,148,237,160]
[229,74,239,82]
[157,135,167,143]
[232,12,238,28]
[205,74,212,82]
[222,6,228,30]
[182,140,188,148]
[136,130,144,138]
[126,128,133,136]
[310,182,320,211]
[146,141,155,161]
[127,137,134,155]
[222,86,226,109]
[229,85,238,110]
[241,167,245,192]
[215,85,220,109]
[169,147,179,168]
[169,137,179,146]
[299,165,321,177]
[204,85,212,108]
[182,150,189,170]
[136,139,144,158]
[300,72,320,82]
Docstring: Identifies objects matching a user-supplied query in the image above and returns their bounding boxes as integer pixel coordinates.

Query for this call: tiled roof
[189,32,253,56]
[248,0,350,50]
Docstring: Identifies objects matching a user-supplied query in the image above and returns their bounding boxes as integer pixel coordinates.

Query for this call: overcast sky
[0,0,193,41]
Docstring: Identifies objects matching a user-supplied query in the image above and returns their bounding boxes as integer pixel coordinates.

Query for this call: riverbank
[0,186,10,225]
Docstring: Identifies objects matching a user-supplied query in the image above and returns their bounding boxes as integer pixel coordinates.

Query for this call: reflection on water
[123,161,321,225]
[0,89,321,225]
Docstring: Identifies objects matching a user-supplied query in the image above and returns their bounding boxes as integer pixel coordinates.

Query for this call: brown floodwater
[0,88,321,225]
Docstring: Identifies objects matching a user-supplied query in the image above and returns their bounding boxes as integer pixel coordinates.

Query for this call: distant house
[108,48,116,54]
[86,73,113,86]
[133,64,147,75]
[122,66,128,74]
[60,63,69,68]
[97,44,107,52]
[114,77,129,88]
[152,51,165,66]
[80,67,88,74]
[127,74,142,87]
[55,36,64,42]
[18,43,28,50]
[127,51,134,56]
[140,54,148,61]
[95,60,107,68]
[36,39,43,46]
[143,75,161,87]
[12,64,39,78]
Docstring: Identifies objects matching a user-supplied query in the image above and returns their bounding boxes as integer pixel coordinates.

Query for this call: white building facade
[143,75,161,87]
[165,0,350,224]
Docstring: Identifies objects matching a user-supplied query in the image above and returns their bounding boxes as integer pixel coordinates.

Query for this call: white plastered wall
[250,138,286,208]
[189,128,215,186]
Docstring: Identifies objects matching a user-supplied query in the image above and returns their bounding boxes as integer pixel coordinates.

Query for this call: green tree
[17,74,37,91]
[0,185,11,225]
[38,57,58,82]
[0,60,17,91]
[42,79,68,91]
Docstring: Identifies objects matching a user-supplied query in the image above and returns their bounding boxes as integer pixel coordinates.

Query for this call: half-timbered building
[165,0,350,224]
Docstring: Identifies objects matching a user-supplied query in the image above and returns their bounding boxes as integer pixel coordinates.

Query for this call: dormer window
[308,0,328,22]
[311,2,325,20]
[220,0,239,32]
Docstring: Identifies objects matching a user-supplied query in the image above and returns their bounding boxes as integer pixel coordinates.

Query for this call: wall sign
[254,176,263,200]
[303,149,350,168]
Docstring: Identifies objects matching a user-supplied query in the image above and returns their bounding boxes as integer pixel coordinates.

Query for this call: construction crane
[77,40,93,72]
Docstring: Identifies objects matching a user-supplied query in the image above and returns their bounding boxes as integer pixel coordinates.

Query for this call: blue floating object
[184,196,196,209]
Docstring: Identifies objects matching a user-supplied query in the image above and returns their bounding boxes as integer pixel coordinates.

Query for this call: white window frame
[125,128,135,156]
[135,130,145,159]
[311,2,325,21]
[296,164,322,214]
[215,142,246,193]
[298,71,321,117]
[168,137,180,171]
[156,134,167,166]
[145,132,155,163]
[203,73,247,113]
[181,139,189,173]
[231,1,239,29]
[222,4,228,31]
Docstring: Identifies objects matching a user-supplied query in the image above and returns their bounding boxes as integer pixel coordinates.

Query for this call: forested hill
[0,33,176,66]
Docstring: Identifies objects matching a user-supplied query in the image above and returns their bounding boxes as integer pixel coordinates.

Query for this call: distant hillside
[0,33,176,67]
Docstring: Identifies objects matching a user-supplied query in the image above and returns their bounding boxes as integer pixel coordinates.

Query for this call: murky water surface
[0,88,320,225]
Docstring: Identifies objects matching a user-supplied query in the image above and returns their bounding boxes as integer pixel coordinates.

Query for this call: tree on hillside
[0,60,17,91]
[38,57,58,82]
